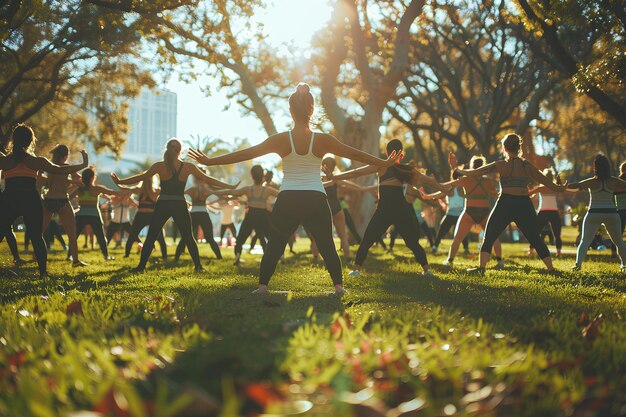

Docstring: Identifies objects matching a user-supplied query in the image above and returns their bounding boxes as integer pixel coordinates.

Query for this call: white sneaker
[348,270,361,277]
[423,270,435,278]
[334,286,347,295]
[442,259,453,266]
[571,265,581,271]
[252,286,269,295]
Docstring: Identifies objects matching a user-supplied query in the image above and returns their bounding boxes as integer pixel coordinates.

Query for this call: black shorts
[43,198,69,213]
[465,207,490,224]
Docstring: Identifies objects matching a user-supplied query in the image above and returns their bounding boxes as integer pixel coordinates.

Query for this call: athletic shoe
[72,260,88,267]
[494,259,505,270]
[252,286,268,295]
[334,285,347,295]
[431,245,437,254]
[423,270,435,278]
[104,256,115,261]
[442,259,453,266]
[348,270,361,277]
[621,265,625,271]
[13,258,27,266]
[571,265,581,271]
[466,267,485,275]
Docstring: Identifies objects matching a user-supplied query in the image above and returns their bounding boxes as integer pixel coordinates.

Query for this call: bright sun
[259,0,334,49]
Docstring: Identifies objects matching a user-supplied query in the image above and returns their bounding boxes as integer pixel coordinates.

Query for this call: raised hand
[110,172,120,184]
[80,150,89,166]
[448,152,458,168]
[322,165,334,179]
[383,150,403,167]
[188,148,211,165]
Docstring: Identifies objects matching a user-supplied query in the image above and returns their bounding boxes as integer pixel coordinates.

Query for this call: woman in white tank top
[566,155,626,270]
[189,83,399,294]
[529,169,564,257]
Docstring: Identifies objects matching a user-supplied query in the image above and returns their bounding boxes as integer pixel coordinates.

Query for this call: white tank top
[279,131,325,194]
[538,192,558,211]
[589,180,616,210]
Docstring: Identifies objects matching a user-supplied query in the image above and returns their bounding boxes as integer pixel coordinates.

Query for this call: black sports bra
[160,162,185,196]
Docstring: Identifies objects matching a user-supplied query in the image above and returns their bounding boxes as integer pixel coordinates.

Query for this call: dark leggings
[76,215,109,258]
[482,194,550,259]
[46,219,66,249]
[357,188,428,267]
[343,208,362,243]
[260,191,342,286]
[138,200,200,270]
[125,212,167,258]
[106,222,132,246]
[0,189,47,276]
[536,210,562,250]
[220,223,237,241]
[235,208,269,256]
[434,214,469,251]
[0,225,20,260]
[175,211,222,259]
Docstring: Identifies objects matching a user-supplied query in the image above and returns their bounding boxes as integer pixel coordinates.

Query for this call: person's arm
[420,190,446,200]
[212,187,248,197]
[324,134,400,167]
[331,164,380,181]
[529,185,548,198]
[337,180,368,191]
[456,161,499,178]
[612,177,626,193]
[409,170,449,193]
[34,151,88,174]
[111,163,159,185]
[92,184,128,197]
[526,165,566,192]
[188,136,278,166]
[189,164,239,189]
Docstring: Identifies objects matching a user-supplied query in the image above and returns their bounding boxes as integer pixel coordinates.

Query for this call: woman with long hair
[174,178,223,261]
[328,139,449,277]
[121,179,167,259]
[422,156,503,267]
[189,83,399,294]
[0,152,25,266]
[41,144,86,266]
[529,169,563,257]
[451,134,566,273]
[70,168,127,261]
[567,155,626,270]
[111,138,238,272]
[0,124,88,279]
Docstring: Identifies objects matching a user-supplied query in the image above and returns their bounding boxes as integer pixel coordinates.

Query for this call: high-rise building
[92,88,177,174]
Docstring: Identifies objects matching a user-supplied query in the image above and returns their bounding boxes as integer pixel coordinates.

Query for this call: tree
[510,0,626,128]
[386,0,557,177]
[0,0,187,152]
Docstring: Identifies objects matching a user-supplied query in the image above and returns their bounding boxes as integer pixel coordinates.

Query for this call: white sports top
[538,192,558,211]
[280,131,325,194]
[111,204,131,223]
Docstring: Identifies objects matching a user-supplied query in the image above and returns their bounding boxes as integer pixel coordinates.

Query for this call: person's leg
[479,200,512,269]
[57,204,80,264]
[90,217,110,259]
[395,206,430,273]
[513,199,553,270]
[197,212,221,259]
[171,202,202,270]
[602,214,626,267]
[343,208,362,243]
[353,208,392,270]
[136,203,172,270]
[21,194,47,277]
[5,227,21,263]
[175,212,199,260]
[575,212,601,268]
[105,222,118,246]
[434,214,458,248]
[0,209,21,263]
[447,213,474,262]
[125,213,146,257]
[389,227,398,251]
[304,200,343,286]
[548,211,563,255]
[333,210,350,259]
[259,195,301,287]
[234,214,254,263]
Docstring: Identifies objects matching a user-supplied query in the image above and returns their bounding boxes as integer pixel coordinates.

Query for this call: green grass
[1,227,625,417]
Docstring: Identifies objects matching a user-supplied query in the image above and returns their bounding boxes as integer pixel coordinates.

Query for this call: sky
[164,0,334,155]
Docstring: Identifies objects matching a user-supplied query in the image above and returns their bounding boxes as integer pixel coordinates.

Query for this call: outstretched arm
[325,135,400,167]
[212,187,247,197]
[527,166,566,192]
[35,151,88,174]
[189,137,277,166]
[189,164,239,189]
[456,162,498,178]
[112,163,159,185]
[410,170,449,193]
[331,165,379,181]
[613,177,626,193]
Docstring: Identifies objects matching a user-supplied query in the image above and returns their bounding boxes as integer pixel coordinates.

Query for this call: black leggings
[482,194,550,259]
[138,200,200,270]
[260,191,342,286]
[434,214,469,251]
[235,208,269,256]
[125,212,167,258]
[76,215,109,258]
[175,211,222,260]
[0,190,47,275]
[0,224,20,260]
[343,208,362,243]
[357,188,428,267]
[220,223,237,241]
[46,219,66,249]
[106,222,132,246]
[536,210,562,250]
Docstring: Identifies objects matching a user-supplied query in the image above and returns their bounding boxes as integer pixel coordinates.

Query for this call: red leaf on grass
[245,382,284,407]
[66,300,84,317]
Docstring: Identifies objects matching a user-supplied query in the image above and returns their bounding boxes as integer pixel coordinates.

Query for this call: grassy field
[1,227,625,417]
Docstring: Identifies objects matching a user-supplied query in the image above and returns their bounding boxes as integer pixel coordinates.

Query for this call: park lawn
[1,226,626,417]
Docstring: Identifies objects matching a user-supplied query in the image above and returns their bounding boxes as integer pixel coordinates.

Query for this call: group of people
[1,83,625,292]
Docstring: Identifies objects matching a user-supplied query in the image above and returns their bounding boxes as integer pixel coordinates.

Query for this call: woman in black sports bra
[452,134,566,273]
[0,124,88,280]
[112,139,238,272]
